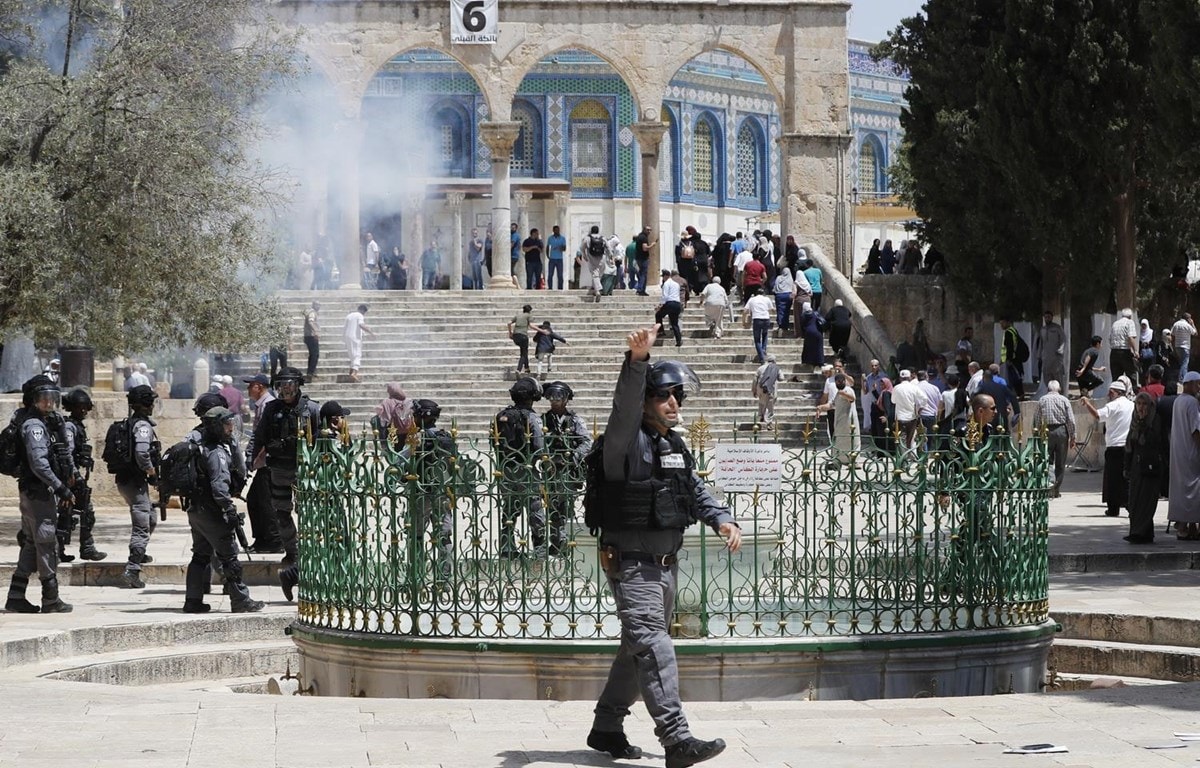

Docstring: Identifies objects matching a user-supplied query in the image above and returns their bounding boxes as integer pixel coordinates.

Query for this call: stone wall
[854,274,996,364]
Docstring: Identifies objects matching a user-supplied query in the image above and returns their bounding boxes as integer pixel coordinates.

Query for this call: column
[334,119,363,288]
[779,132,850,274]
[479,121,522,290]
[630,121,666,288]
[401,192,426,291]
[447,191,465,292]
[552,191,571,291]
[513,190,533,288]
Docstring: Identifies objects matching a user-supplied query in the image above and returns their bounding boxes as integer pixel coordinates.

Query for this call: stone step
[38,640,297,688]
[1055,611,1200,647]
[1051,637,1200,683]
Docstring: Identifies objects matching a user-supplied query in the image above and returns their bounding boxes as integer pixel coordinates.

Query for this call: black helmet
[127,384,157,408]
[201,406,237,442]
[509,376,542,403]
[543,381,574,401]
[413,398,441,423]
[193,392,228,417]
[62,386,94,411]
[271,366,305,388]
[22,375,60,409]
[646,360,701,403]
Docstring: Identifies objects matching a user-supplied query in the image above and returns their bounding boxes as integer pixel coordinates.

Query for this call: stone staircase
[1049,612,1200,688]
[229,289,853,447]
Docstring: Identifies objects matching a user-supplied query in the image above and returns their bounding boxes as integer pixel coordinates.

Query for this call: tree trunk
[1113,188,1137,311]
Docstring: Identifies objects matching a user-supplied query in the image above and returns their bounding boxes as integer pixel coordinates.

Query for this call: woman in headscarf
[825,299,853,359]
[864,238,882,275]
[1124,392,1165,543]
[1139,319,1155,380]
[871,376,894,454]
[879,239,896,274]
[374,382,415,450]
[1159,329,1182,395]
[800,301,825,368]
[784,234,801,275]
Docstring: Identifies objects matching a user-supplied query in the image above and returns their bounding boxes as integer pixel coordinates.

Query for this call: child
[533,321,569,378]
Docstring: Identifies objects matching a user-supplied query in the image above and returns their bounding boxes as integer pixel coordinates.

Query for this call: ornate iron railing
[293,419,1050,641]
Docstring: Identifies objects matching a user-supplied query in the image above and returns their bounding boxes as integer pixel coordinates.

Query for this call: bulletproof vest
[543,411,580,456]
[264,395,312,463]
[130,414,162,468]
[592,427,697,533]
[69,416,92,467]
[19,412,72,486]
[414,428,455,479]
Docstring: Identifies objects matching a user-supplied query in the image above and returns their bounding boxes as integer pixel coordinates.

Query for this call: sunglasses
[648,387,686,405]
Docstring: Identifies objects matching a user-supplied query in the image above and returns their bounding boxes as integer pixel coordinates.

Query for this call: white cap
[899,369,912,380]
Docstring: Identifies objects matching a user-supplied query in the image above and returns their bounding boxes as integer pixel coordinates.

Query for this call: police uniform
[541,398,592,556]
[590,353,734,757]
[495,392,545,558]
[63,411,104,560]
[401,402,457,583]
[116,409,160,580]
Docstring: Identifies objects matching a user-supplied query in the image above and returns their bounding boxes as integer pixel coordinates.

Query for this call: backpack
[680,243,695,260]
[587,234,607,259]
[158,440,207,500]
[495,406,530,452]
[1010,328,1030,364]
[0,416,25,478]
[102,419,136,475]
[582,435,607,536]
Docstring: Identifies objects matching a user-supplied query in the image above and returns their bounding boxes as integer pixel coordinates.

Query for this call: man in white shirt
[699,276,728,338]
[342,303,377,382]
[916,369,942,447]
[965,361,983,396]
[1172,313,1197,375]
[364,232,380,288]
[654,270,684,347]
[743,287,774,364]
[1083,380,1133,517]
[1109,308,1139,389]
[890,369,922,451]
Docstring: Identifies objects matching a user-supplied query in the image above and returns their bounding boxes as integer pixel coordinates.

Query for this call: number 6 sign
[451,0,499,44]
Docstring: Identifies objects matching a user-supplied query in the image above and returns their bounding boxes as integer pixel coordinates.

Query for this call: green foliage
[0,0,297,356]
[877,0,1200,316]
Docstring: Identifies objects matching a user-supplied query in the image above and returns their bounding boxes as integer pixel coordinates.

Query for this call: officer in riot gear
[61,387,106,562]
[493,376,545,558]
[586,325,741,768]
[401,399,457,585]
[6,375,74,613]
[182,406,263,614]
[251,366,319,601]
[184,392,249,593]
[540,381,592,557]
[117,384,161,589]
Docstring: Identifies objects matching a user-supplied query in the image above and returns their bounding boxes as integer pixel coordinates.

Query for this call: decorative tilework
[547,95,564,175]
[681,103,693,195]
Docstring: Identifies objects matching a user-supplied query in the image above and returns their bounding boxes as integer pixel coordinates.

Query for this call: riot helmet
[127,384,157,408]
[201,406,237,443]
[23,375,61,413]
[543,381,574,402]
[272,366,304,403]
[193,392,228,418]
[509,376,542,404]
[645,360,700,405]
[413,398,441,427]
[62,386,94,414]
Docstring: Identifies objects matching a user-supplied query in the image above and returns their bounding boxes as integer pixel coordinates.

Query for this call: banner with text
[712,443,783,492]
[451,0,498,44]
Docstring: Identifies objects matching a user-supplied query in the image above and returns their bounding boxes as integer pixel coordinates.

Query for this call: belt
[620,551,678,567]
[1047,423,1066,429]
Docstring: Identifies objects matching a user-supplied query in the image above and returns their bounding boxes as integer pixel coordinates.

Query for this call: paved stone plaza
[3,470,1200,767]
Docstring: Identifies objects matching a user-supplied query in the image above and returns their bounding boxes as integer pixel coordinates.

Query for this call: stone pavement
[3,470,1200,767]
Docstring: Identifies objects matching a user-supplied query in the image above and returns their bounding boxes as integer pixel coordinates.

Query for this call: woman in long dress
[800,302,825,368]
[1124,392,1164,544]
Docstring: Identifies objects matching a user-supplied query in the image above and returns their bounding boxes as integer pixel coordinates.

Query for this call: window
[512,101,542,177]
[734,121,760,201]
[431,104,468,177]
[693,119,714,194]
[569,100,610,193]
[659,107,674,196]
[858,139,879,195]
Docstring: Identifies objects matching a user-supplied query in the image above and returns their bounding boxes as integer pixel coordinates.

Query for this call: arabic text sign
[713,443,783,492]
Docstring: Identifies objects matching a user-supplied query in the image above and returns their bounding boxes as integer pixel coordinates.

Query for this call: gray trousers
[268,464,299,560]
[117,477,156,571]
[411,495,454,582]
[592,561,691,747]
[1047,428,1069,496]
[185,506,251,606]
[15,487,58,581]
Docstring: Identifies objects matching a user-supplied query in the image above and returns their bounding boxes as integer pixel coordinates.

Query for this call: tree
[0,0,296,356]
[878,0,1200,317]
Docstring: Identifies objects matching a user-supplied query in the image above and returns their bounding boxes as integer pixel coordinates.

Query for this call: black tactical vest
[593,427,698,532]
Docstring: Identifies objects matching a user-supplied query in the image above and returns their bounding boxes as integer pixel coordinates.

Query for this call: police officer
[586,325,741,768]
[117,384,161,589]
[402,399,457,585]
[540,381,592,557]
[242,373,282,553]
[5,375,75,613]
[182,407,264,614]
[251,366,319,601]
[61,387,107,562]
[493,376,545,559]
[185,392,248,593]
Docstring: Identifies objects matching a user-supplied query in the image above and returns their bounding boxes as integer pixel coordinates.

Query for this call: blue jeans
[525,258,543,289]
[547,259,564,289]
[635,259,649,293]
[775,293,793,329]
[1182,348,1192,375]
[752,318,770,362]
[422,269,437,290]
[470,261,484,289]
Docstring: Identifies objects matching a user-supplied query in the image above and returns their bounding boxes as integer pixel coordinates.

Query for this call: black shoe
[41,600,73,614]
[78,548,107,561]
[232,599,265,613]
[279,565,299,602]
[587,729,643,760]
[249,542,285,554]
[120,570,146,589]
[183,599,212,613]
[58,550,75,563]
[5,597,39,614]
[666,737,726,768]
[1105,510,1120,517]
[141,554,154,564]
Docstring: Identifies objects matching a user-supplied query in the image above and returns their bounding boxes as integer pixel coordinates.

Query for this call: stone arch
[290,44,360,118]
[857,133,886,196]
[658,44,786,121]
[497,40,644,123]
[355,44,493,118]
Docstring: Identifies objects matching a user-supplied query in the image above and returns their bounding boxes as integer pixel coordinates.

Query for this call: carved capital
[445,191,467,207]
[553,191,571,207]
[630,121,667,156]
[479,121,522,159]
[513,190,534,208]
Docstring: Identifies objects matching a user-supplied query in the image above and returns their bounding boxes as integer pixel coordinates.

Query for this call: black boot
[78,543,107,561]
[665,737,726,768]
[5,573,39,613]
[587,729,643,759]
[279,565,299,602]
[182,599,211,614]
[58,545,75,563]
[40,577,73,614]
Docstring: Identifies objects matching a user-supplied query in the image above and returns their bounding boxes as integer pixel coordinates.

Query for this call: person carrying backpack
[114,384,162,590]
[493,377,545,558]
[585,225,607,302]
[583,326,741,767]
[182,406,264,614]
[400,399,458,585]
[540,381,592,558]
[61,387,107,563]
[5,375,75,614]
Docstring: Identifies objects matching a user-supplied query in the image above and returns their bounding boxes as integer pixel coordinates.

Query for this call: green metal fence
[293,420,1050,641]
